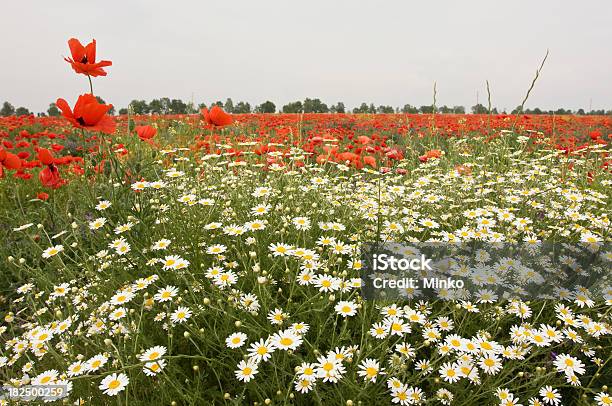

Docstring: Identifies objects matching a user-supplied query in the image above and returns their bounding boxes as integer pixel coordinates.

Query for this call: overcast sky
[2,0,611,113]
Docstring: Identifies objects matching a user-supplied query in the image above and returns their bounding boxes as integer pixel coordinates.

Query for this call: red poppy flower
[589,131,601,140]
[56,94,116,134]
[39,166,63,189]
[2,152,22,170]
[37,148,55,165]
[202,106,233,127]
[37,192,50,201]
[135,125,157,141]
[363,155,377,168]
[64,38,112,77]
[356,136,372,145]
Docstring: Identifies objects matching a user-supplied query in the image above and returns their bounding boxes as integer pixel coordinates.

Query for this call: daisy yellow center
[342,306,351,313]
[257,347,268,355]
[366,367,377,377]
[149,352,160,360]
[41,376,52,384]
[243,367,252,375]
[280,337,293,346]
[108,380,121,390]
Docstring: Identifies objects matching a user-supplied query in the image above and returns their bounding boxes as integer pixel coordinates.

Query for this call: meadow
[0,39,611,406]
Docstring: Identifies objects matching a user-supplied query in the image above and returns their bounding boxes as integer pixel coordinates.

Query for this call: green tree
[118,108,128,115]
[330,102,345,113]
[471,104,488,114]
[224,98,234,114]
[377,105,394,113]
[185,102,197,114]
[47,103,60,117]
[303,98,329,113]
[282,101,303,113]
[352,103,369,114]
[233,102,251,114]
[15,107,30,116]
[419,105,434,114]
[401,104,419,113]
[256,101,276,113]
[130,99,149,115]
[0,101,15,116]
[149,99,164,114]
[169,99,188,114]
[160,98,171,114]
[452,106,466,114]
[197,102,207,111]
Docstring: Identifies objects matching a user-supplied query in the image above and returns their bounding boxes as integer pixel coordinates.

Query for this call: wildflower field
[0,39,611,406]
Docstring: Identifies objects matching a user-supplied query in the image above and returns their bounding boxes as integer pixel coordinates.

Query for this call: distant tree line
[1,99,611,117]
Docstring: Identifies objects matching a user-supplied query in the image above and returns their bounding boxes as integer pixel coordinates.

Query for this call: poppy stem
[87,75,94,95]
